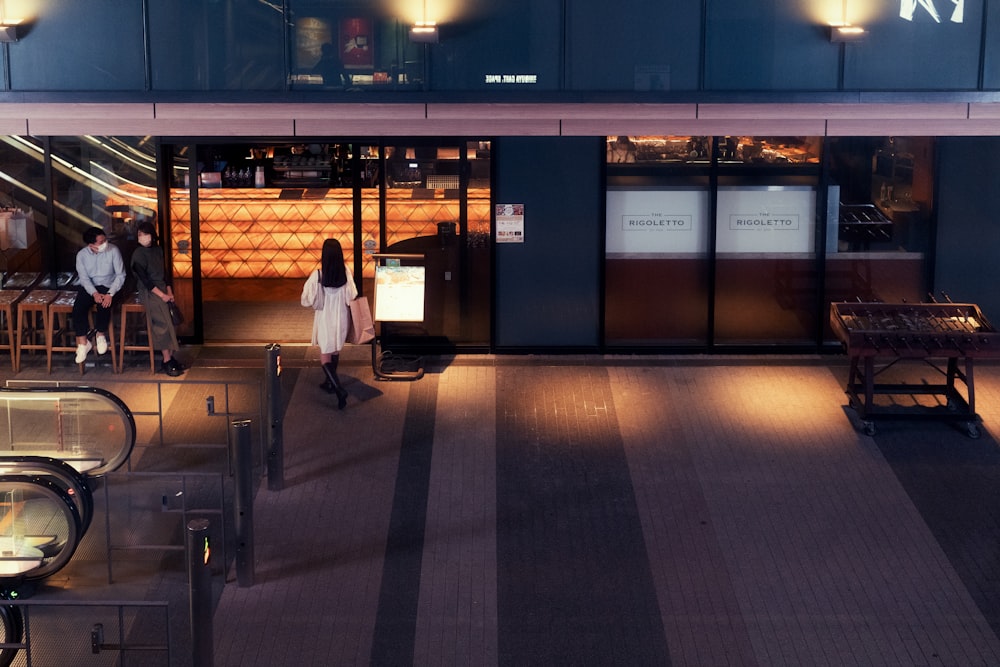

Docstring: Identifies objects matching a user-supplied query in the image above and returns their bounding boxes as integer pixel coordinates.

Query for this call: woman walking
[131,221,185,376]
[305,238,357,409]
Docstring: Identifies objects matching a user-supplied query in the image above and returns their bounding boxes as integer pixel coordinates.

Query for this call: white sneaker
[96,334,108,355]
[75,342,92,364]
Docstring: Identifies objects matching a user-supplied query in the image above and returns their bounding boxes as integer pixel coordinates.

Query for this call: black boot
[318,363,335,393]
[322,361,348,410]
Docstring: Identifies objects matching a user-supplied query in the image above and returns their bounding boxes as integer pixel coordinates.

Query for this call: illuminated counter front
[168,188,491,280]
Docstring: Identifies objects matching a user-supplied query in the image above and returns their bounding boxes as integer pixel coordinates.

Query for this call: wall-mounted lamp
[409,21,438,43]
[409,0,438,43]
[828,24,866,42]
[828,0,865,42]
[0,0,22,42]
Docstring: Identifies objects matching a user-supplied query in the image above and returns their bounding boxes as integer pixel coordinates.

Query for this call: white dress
[308,266,358,354]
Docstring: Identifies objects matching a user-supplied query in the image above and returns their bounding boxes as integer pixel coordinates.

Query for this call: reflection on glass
[288,15,425,90]
[0,486,44,575]
[0,137,51,277]
[0,388,135,476]
[604,187,711,345]
[714,186,818,344]
[0,480,79,578]
[824,137,934,341]
[715,136,821,164]
[606,136,711,164]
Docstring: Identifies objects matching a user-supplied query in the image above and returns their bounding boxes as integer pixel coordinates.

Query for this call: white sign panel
[374,265,425,322]
[605,189,709,254]
[496,204,524,243]
[715,187,816,254]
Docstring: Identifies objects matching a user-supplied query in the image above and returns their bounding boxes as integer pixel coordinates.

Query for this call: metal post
[187,518,214,667]
[264,343,283,491]
[232,418,255,587]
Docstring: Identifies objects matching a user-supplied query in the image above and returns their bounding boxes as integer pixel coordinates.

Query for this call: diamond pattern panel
[153,188,492,279]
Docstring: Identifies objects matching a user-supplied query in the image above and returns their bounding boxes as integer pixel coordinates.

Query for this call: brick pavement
[8,349,1000,666]
[208,356,1000,667]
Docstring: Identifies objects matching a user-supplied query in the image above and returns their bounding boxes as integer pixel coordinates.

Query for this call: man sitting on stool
[73,227,125,364]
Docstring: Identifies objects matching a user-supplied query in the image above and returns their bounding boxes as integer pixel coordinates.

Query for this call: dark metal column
[232,418,255,587]
[187,518,214,667]
[264,343,283,490]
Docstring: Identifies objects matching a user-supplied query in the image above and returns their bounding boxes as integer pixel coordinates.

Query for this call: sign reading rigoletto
[621,215,693,231]
[729,215,800,230]
[606,189,709,254]
[716,186,815,253]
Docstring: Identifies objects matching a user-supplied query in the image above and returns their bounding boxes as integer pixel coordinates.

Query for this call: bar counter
[114,187,491,280]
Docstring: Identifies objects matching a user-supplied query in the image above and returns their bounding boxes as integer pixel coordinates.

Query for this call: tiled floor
[7,349,1000,666]
[215,354,1000,666]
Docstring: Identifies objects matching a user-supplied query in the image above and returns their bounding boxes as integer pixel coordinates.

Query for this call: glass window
[605,135,822,348]
[381,142,491,348]
[50,136,159,282]
[713,185,819,345]
[606,136,711,164]
[288,8,425,90]
[824,137,934,341]
[715,136,821,165]
[0,137,47,282]
[605,187,711,346]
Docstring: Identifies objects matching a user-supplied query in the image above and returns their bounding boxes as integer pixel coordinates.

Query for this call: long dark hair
[136,221,159,245]
[320,238,347,288]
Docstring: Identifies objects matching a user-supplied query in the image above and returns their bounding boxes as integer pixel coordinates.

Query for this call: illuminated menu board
[374,265,425,322]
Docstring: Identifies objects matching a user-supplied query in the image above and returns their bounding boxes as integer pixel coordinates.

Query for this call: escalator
[0,386,135,666]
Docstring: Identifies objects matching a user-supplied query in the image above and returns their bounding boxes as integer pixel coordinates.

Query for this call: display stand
[371,253,425,381]
[830,301,1000,439]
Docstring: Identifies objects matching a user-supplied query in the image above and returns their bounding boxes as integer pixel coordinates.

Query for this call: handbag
[300,270,324,310]
[347,296,375,344]
[167,301,185,326]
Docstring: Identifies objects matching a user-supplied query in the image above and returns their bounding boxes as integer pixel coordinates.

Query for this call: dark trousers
[73,285,114,337]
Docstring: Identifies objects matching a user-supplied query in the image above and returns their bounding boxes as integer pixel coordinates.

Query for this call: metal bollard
[264,343,284,491]
[232,419,255,587]
[187,518,214,667]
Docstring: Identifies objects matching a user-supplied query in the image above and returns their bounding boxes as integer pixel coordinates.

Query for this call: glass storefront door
[377,141,492,350]
[604,136,713,348]
[160,138,491,349]
[605,186,711,346]
[605,135,827,349]
[712,183,819,345]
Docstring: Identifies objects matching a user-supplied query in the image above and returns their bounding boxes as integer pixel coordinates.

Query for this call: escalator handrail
[0,475,83,583]
[0,456,93,534]
[0,386,136,478]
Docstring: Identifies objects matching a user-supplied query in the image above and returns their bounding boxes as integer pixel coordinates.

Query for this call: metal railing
[4,378,266,473]
[102,470,227,585]
[0,599,171,667]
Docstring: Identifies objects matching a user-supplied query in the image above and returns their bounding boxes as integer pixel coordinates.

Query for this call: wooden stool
[47,292,117,374]
[15,289,59,373]
[47,291,79,373]
[118,292,156,373]
[0,289,23,372]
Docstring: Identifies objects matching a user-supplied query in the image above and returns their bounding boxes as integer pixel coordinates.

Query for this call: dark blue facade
[2,1,998,94]
[0,2,999,352]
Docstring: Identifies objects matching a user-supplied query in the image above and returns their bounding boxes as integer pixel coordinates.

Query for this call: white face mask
[95,241,109,253]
